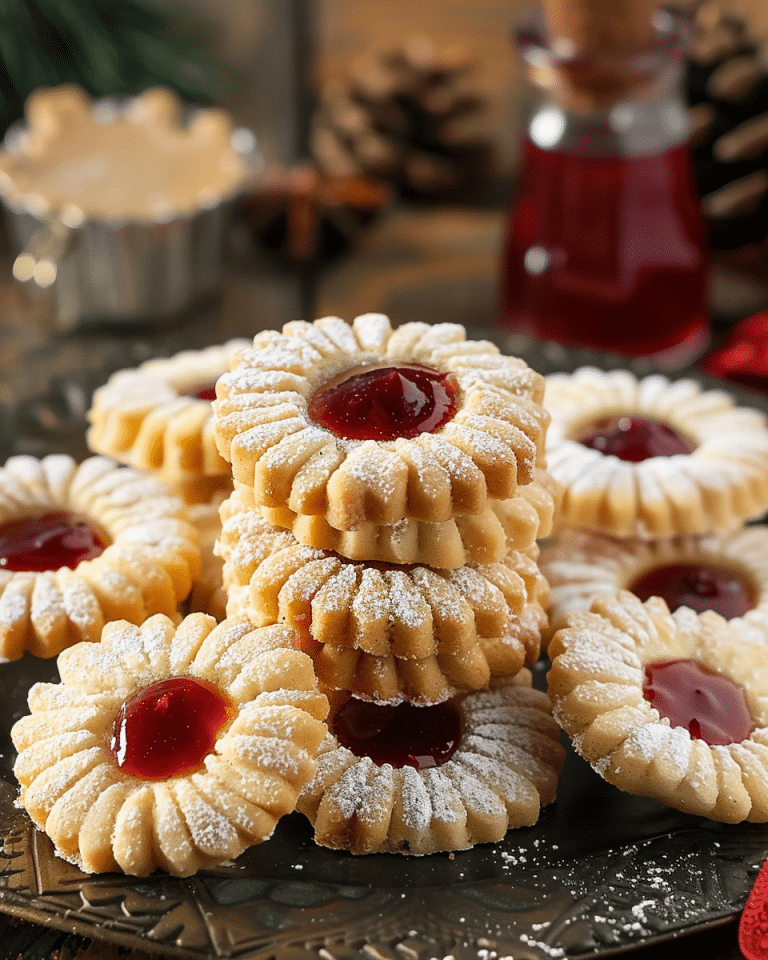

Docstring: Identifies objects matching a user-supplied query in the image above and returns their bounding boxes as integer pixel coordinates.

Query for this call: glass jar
[499,6,710,368]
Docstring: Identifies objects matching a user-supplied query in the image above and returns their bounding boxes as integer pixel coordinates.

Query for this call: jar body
[499,9,710,366]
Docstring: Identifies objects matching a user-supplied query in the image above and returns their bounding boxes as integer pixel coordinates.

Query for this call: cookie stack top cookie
[213,313,553,555]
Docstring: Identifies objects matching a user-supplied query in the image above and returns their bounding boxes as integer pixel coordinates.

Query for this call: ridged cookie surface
[12,613,329,876]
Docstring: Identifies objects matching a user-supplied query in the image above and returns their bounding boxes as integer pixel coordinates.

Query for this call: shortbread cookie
[11,612,329,876]
[302,597,548,705]
[213,314,548,530]
[218,501,547,703]
[87,340,249,482]
[297,681,565,854]
[544,367,768,538]
[541,526,768,640]
[238,467,560,569]
[187,493,228,621]
[0,454,201,661]
[547,590,768,822]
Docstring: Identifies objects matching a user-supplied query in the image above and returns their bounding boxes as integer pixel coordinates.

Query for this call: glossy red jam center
[308,364,459,441]
[185,382,217,402]
[643,658,754,746]
[630,562,755,619]
[111,677,234,780]
[575,415,694,462]
[331,697,461,769]
[0,510,109,572]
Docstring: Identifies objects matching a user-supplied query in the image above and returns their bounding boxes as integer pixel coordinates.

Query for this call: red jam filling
[308,364,459,441]
[332,697,461,770]
[0,510,109,572]
[185,383,217,402]
[575,415,694,462]
[643,658,754,746]
[111,677,234,780]
[630,562,755,619]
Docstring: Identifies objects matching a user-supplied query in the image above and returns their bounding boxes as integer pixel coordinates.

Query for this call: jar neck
[516,4,693,156]
[524,90,690,157]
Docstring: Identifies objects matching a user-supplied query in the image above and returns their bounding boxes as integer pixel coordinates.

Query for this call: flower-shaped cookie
[213,314,548,531]
[540,526,768,639]
[87,340,249,490]
[11,612,329,876]
[0,454,200,660]
[218,496,547,704]
[245,467,561,569]
[548,591,768,822]
[297,679,565,854]
[544,367,768,538]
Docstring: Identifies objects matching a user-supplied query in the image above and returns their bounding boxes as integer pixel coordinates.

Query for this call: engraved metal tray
[1,334,767,959]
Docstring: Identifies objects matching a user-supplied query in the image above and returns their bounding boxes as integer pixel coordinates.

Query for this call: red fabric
[702,311,768,396]
[740,857,768,960]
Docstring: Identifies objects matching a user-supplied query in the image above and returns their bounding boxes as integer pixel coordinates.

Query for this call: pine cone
[685,1,768,251]
[311,35,495,199]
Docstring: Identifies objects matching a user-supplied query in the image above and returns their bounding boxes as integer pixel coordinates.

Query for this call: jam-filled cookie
[540,526,768,640]
[0,454,201,660]
[11,612,329,876]
[242,467,560,569]
[213,315,548,531]
[87,341,249,489]
[297,679,565,854]
[218,500,547,704]
[544,367,768,539]
[547,591,768,822]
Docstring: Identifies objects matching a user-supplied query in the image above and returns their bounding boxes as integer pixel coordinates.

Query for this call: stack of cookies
[213,313,566,854]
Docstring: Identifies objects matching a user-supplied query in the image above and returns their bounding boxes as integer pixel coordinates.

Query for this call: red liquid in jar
[332,697,462,770]
[308,364,458,441]
[499,139,709,358]
[0,510,108,572]
[631,562,755,618]
[643,658,754,746]
[576,415,694,462]
[111,677,234,780]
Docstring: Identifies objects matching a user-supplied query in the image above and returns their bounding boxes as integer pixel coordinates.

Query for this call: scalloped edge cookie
[0,454,201,660]
[547,590,768,823]
[237,466,560,569]
[217,495,547,703]
[213,314,548,530]
[87,340,249,481]
[11,612,329,877]
[297,680,565,854]
[544,366,768,538]
[540,525,768,640]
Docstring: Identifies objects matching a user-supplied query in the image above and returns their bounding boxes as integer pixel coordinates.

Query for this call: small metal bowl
[0,92,262,331]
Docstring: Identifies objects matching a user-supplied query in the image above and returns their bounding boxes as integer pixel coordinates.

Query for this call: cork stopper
[534,0,664,109]
[541,0,659,55]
